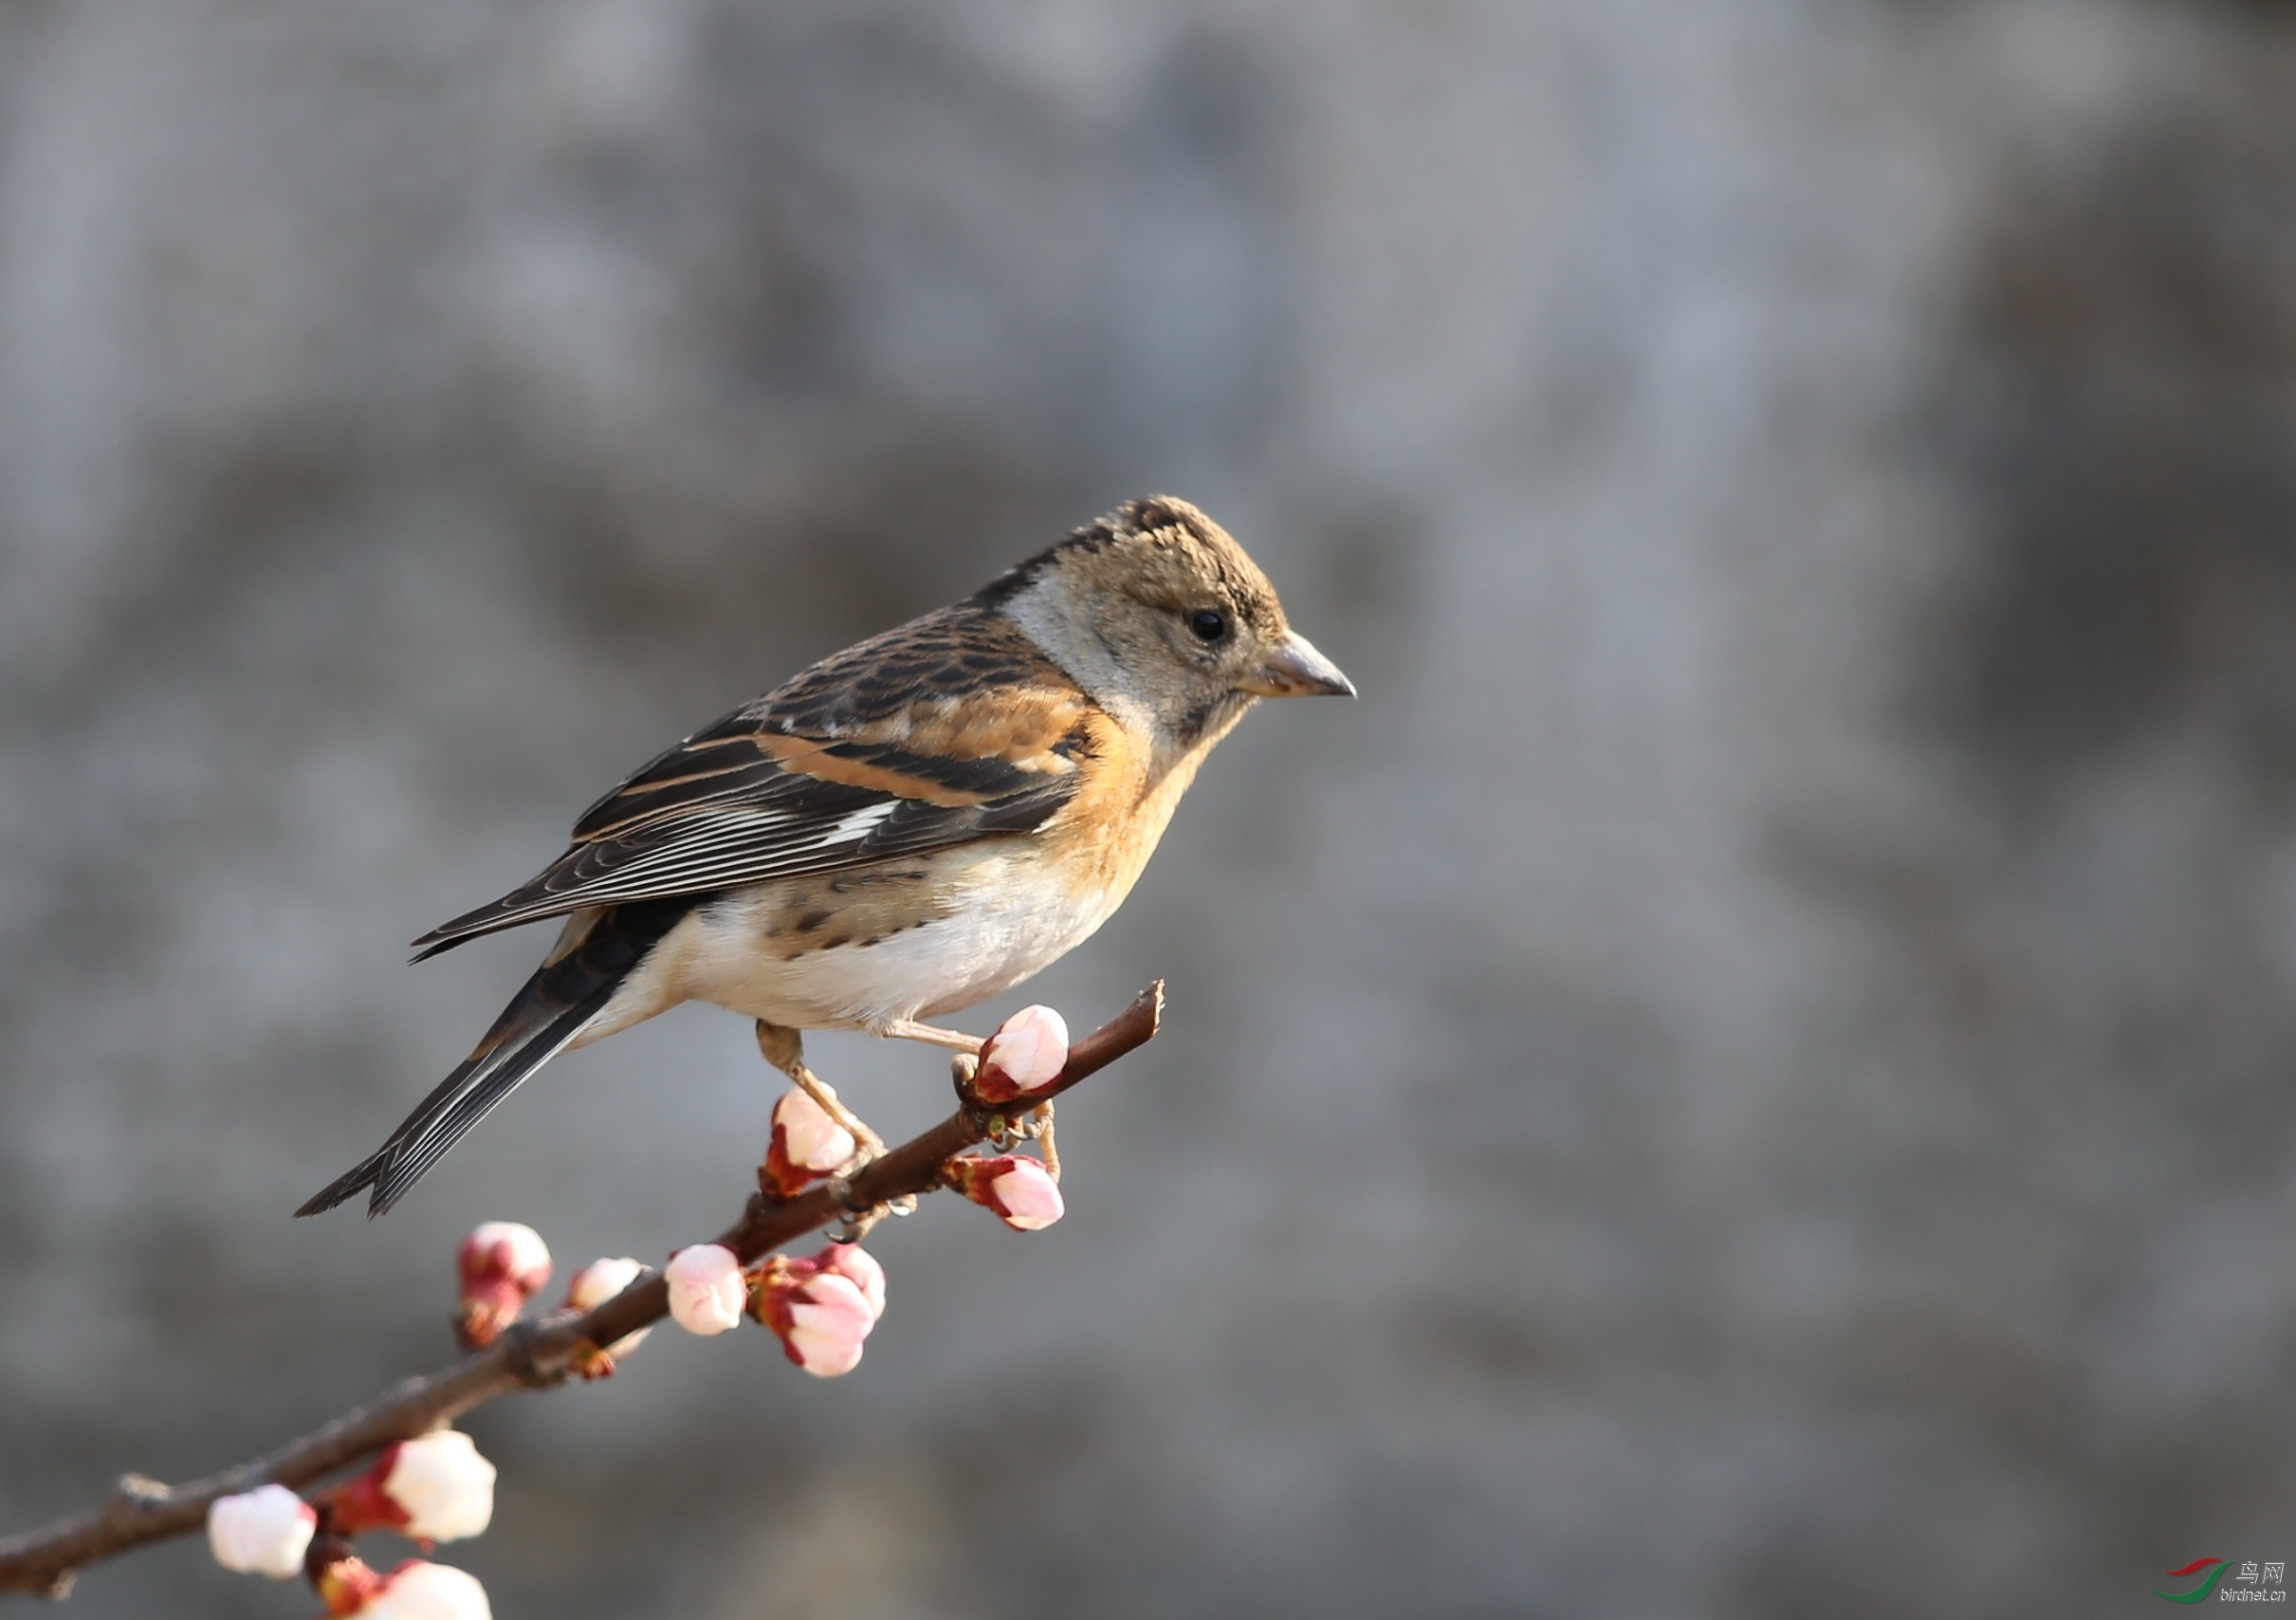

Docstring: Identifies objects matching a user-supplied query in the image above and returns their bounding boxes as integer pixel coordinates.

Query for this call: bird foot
[953,1052,1058,1178]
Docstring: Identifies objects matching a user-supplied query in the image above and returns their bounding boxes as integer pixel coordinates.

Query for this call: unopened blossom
[565,1257,652,1374]
[974,1005,1070,1103]
[752,1257,877,1377]
[454,1223,551,1349]
[665,1243,745,1335]
[566,1255,646,1313]
[761,1087,858,1196]
[323,1430,495,1543]
[816,1242,886,1321]
[947,1154,1065,1230]
[781,1274,873,1375]
[206,1483,316,1579]
[360,1559,492,1620]
[394,1431,495,1541]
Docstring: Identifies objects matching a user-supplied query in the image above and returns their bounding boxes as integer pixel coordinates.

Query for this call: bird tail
[296,898,692,1219]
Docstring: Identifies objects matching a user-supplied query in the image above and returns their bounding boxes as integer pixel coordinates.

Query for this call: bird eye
[1186,608,1229,644]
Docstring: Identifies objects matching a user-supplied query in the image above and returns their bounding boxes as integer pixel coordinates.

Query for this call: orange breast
[1037,708,1231,913]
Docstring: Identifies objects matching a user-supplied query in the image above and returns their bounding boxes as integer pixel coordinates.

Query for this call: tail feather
[297,897,694,1219]
[292,990,604,1218]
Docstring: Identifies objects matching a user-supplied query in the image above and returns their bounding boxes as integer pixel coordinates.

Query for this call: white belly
[576,849,1122,1041]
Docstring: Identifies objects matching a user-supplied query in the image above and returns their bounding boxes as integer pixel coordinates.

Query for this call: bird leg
[755,1020,884,1161]
[880,1018,983,1054]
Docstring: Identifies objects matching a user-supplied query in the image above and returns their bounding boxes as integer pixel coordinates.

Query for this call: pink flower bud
[363,1558,492,1620]
[454,1223,551,1349]
[816,1243,886,1321]
[947,1154,1065,1230]
[206,1483,316,1578]
[975,1005,1070,1102]
[761,1087,858,1197]
[565,1257,652,1374]
[784,1275,874,1375]
[665,1243,745,1335]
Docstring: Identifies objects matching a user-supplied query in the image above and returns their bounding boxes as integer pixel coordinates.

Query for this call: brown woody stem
[0,984,1163,1602]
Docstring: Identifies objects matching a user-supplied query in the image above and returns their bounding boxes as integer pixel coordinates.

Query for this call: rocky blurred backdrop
[5,1,2295,1614]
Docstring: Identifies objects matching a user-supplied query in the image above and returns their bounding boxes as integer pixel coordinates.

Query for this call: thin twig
[0,984,1163,1602]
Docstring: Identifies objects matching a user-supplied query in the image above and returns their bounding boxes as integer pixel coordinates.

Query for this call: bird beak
[1238,629,1357,698]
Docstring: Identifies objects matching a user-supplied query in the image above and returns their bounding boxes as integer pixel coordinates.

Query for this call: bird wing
[411,605,1092,959]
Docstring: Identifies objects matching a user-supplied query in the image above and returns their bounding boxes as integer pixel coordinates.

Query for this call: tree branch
[0,983,1164,1601]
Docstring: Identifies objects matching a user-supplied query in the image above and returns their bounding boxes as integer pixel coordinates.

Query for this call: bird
[298,495,1353,1218]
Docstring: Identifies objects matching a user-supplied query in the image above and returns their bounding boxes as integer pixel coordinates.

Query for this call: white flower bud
[665,1243,745,1335]
[206,1483,316,1579]
[365,1558,492,1620]
[382,1430,495,1542]
[566,1256,645,1311]
[566,1257,652,1361]
[773,1089,856,1173]
[978,1005,1069,1100]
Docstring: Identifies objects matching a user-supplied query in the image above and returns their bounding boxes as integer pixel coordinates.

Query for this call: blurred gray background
[4,0,2294,1614]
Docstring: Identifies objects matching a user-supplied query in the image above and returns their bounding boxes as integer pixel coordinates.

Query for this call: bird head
[984,495,1354,757]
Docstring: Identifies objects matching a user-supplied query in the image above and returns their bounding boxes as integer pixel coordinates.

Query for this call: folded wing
[411,605,1093,959]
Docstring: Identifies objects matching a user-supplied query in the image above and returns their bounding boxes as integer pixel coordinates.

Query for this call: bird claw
[824,1174,913,1243]
[964,1097,1057,1177]
[986,1099,1054,1147]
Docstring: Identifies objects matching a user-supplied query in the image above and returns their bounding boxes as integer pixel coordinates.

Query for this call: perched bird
[299,496,1353,1218]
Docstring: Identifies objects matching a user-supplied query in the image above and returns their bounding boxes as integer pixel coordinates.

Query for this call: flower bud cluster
[209,1229,510,1613]
[208,1430,495,1615]
[655,1240,890,1376]
[750,1244,888,1376]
